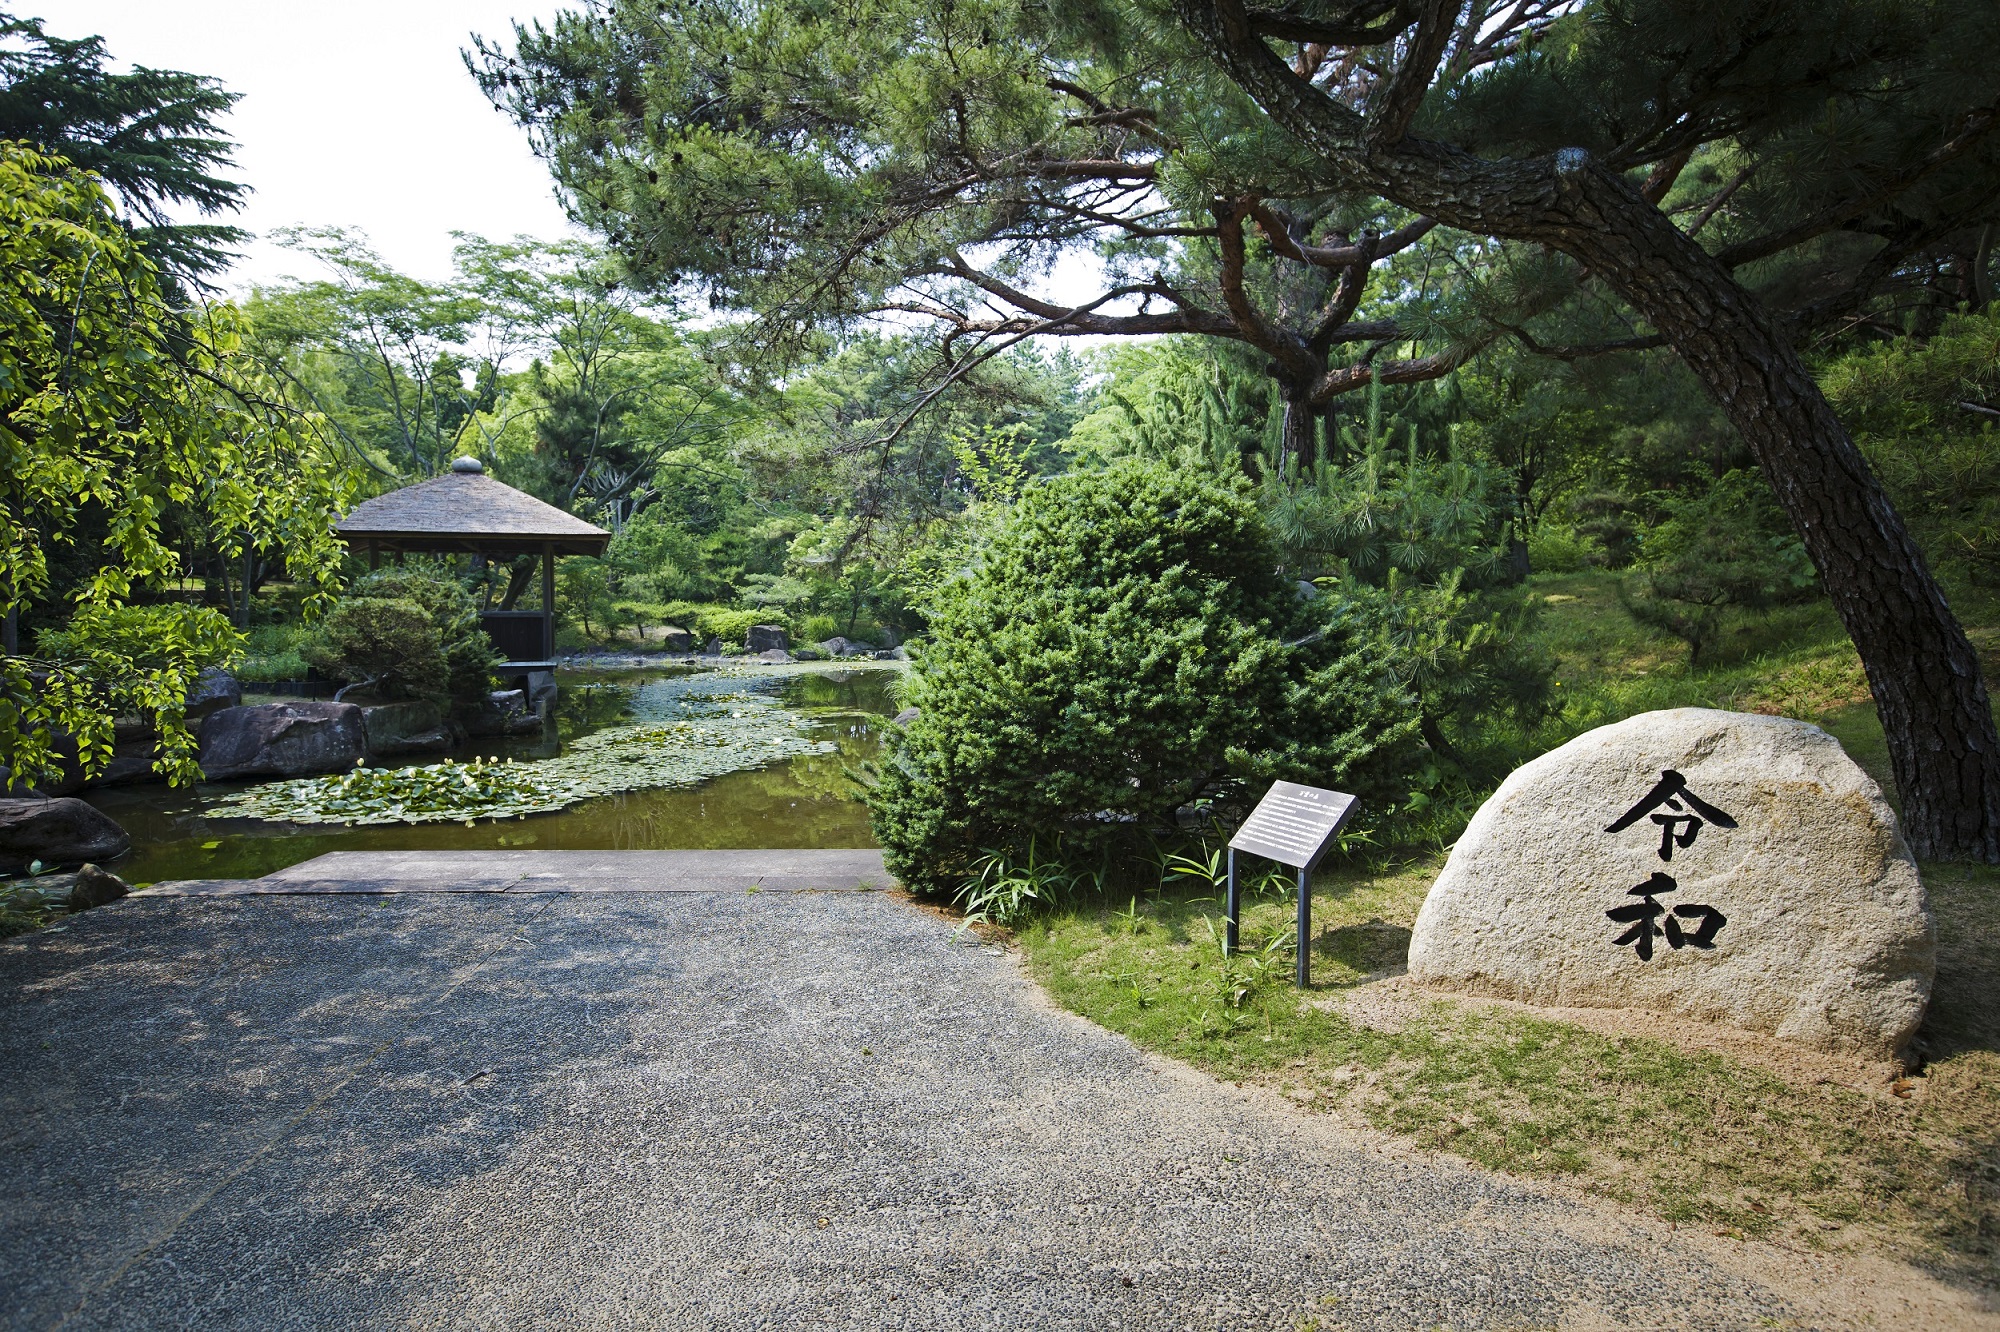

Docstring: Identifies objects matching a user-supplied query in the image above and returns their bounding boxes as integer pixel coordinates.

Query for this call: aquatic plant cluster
[213,674,834,826]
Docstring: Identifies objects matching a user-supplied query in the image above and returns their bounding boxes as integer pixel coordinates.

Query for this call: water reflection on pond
[87,664,902,885]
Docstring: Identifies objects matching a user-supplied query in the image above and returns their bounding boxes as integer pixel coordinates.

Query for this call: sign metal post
[1224,780,1359,986]
[1225,846,1239,955]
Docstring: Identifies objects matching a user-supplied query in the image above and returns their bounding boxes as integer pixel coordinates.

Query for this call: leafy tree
[870,459,1413,893]
[1168,0,2000,858]
[0,144,348,788]
[469,0,1448,470]
[0,11,247,291]
[247,227,494,482]
[455,235,739,525]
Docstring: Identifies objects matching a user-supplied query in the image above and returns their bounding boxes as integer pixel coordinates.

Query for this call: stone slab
[145,849,895,896]
[0,890,1831,1330]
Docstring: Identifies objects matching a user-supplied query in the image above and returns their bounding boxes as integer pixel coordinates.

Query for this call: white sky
[37,1,580,293]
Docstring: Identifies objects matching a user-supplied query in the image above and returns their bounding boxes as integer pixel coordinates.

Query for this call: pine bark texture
[1179,0,2000,860]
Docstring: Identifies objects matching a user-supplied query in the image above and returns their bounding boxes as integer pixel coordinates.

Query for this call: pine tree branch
[1367,0,1460,148]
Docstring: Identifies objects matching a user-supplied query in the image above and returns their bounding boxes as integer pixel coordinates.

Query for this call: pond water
[86,663,902,885]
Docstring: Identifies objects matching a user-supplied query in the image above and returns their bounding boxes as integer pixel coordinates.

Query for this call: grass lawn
[1017,570,2000,1285]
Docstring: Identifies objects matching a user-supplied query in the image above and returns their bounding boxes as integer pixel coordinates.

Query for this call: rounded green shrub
[302,597,447,699]
[304,567,500,701]
[870,460,1414,895]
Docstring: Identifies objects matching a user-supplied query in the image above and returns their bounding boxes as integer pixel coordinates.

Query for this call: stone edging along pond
[206,666,889,827]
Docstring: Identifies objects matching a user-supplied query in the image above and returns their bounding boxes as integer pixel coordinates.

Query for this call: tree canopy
[0,143,348,788]
[0,10,249,291]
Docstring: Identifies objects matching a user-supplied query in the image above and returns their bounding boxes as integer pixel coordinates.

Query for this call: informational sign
[1226,780,1359,986]
[1229,780,1358,872]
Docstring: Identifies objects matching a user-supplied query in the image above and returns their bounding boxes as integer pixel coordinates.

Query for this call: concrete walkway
[0,852,1971,1330]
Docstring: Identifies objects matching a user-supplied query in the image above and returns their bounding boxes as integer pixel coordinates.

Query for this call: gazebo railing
[480,610,552,664]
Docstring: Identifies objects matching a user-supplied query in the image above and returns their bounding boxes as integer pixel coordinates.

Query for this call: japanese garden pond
[84,662,902,886]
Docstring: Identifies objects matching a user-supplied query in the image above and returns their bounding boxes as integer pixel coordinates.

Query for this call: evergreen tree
[0,11,248,291]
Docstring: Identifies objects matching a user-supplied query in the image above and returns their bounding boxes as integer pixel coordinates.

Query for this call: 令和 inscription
[1602,769,1734,959]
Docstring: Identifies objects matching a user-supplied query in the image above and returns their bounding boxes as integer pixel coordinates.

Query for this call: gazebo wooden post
[368,541,380,572]
[541,542,557,660]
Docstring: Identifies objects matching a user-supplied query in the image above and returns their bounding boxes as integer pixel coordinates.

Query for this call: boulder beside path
[0,798,130,874]
[1407,708,1934,1056]
[197,702,368,780]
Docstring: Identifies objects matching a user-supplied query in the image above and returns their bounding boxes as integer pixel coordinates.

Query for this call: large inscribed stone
[1407,708,1933,1055]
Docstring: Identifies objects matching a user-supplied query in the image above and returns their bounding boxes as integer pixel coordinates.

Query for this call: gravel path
[0,869,1963,1330]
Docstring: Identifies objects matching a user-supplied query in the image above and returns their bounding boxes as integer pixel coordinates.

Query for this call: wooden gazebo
[335,457,611,671]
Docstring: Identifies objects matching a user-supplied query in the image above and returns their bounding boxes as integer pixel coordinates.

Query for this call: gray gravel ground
[0,878,1846,1330]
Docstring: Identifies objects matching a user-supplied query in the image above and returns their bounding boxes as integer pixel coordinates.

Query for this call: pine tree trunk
[1172,3,2000,859]
[1279,387,1319,473]
[1543,173,2000,862]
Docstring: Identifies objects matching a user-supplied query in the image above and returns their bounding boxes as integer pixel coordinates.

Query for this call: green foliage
[26,604,245,786]
[1620,471,1818,665]
[958,836,1101,929]
[235,624,309,683]
[652,603,776,646]
[1264,438,1552,771]
[871,460,1413,895]
[1822,309,2000,585]
[1525,525,1599,574]
[303,567,498,701]
[302,598,444,699]
[0,10,248,288]
[556,559,617,642]
[352,567,500,698]
[0,143,350,788]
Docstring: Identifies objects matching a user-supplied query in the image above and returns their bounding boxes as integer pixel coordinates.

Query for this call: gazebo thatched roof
[336,460,610,557]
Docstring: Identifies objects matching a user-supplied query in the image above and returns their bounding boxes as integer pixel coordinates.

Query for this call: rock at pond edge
[69,863,130,910]
[0,798,131,875]
[360,700,453,756]
[197,702,368,780]
[1406,707,1933,1056]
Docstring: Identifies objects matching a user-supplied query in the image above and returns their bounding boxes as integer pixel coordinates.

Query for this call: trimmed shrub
[869,460,1413,896]
[304,568,500,701]
[302,598,446,699]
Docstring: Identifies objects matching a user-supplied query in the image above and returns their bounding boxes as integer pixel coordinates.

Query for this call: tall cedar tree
[0,11,247,291]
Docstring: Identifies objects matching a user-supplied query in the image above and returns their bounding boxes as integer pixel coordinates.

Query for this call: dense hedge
[870,460,1413,894]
